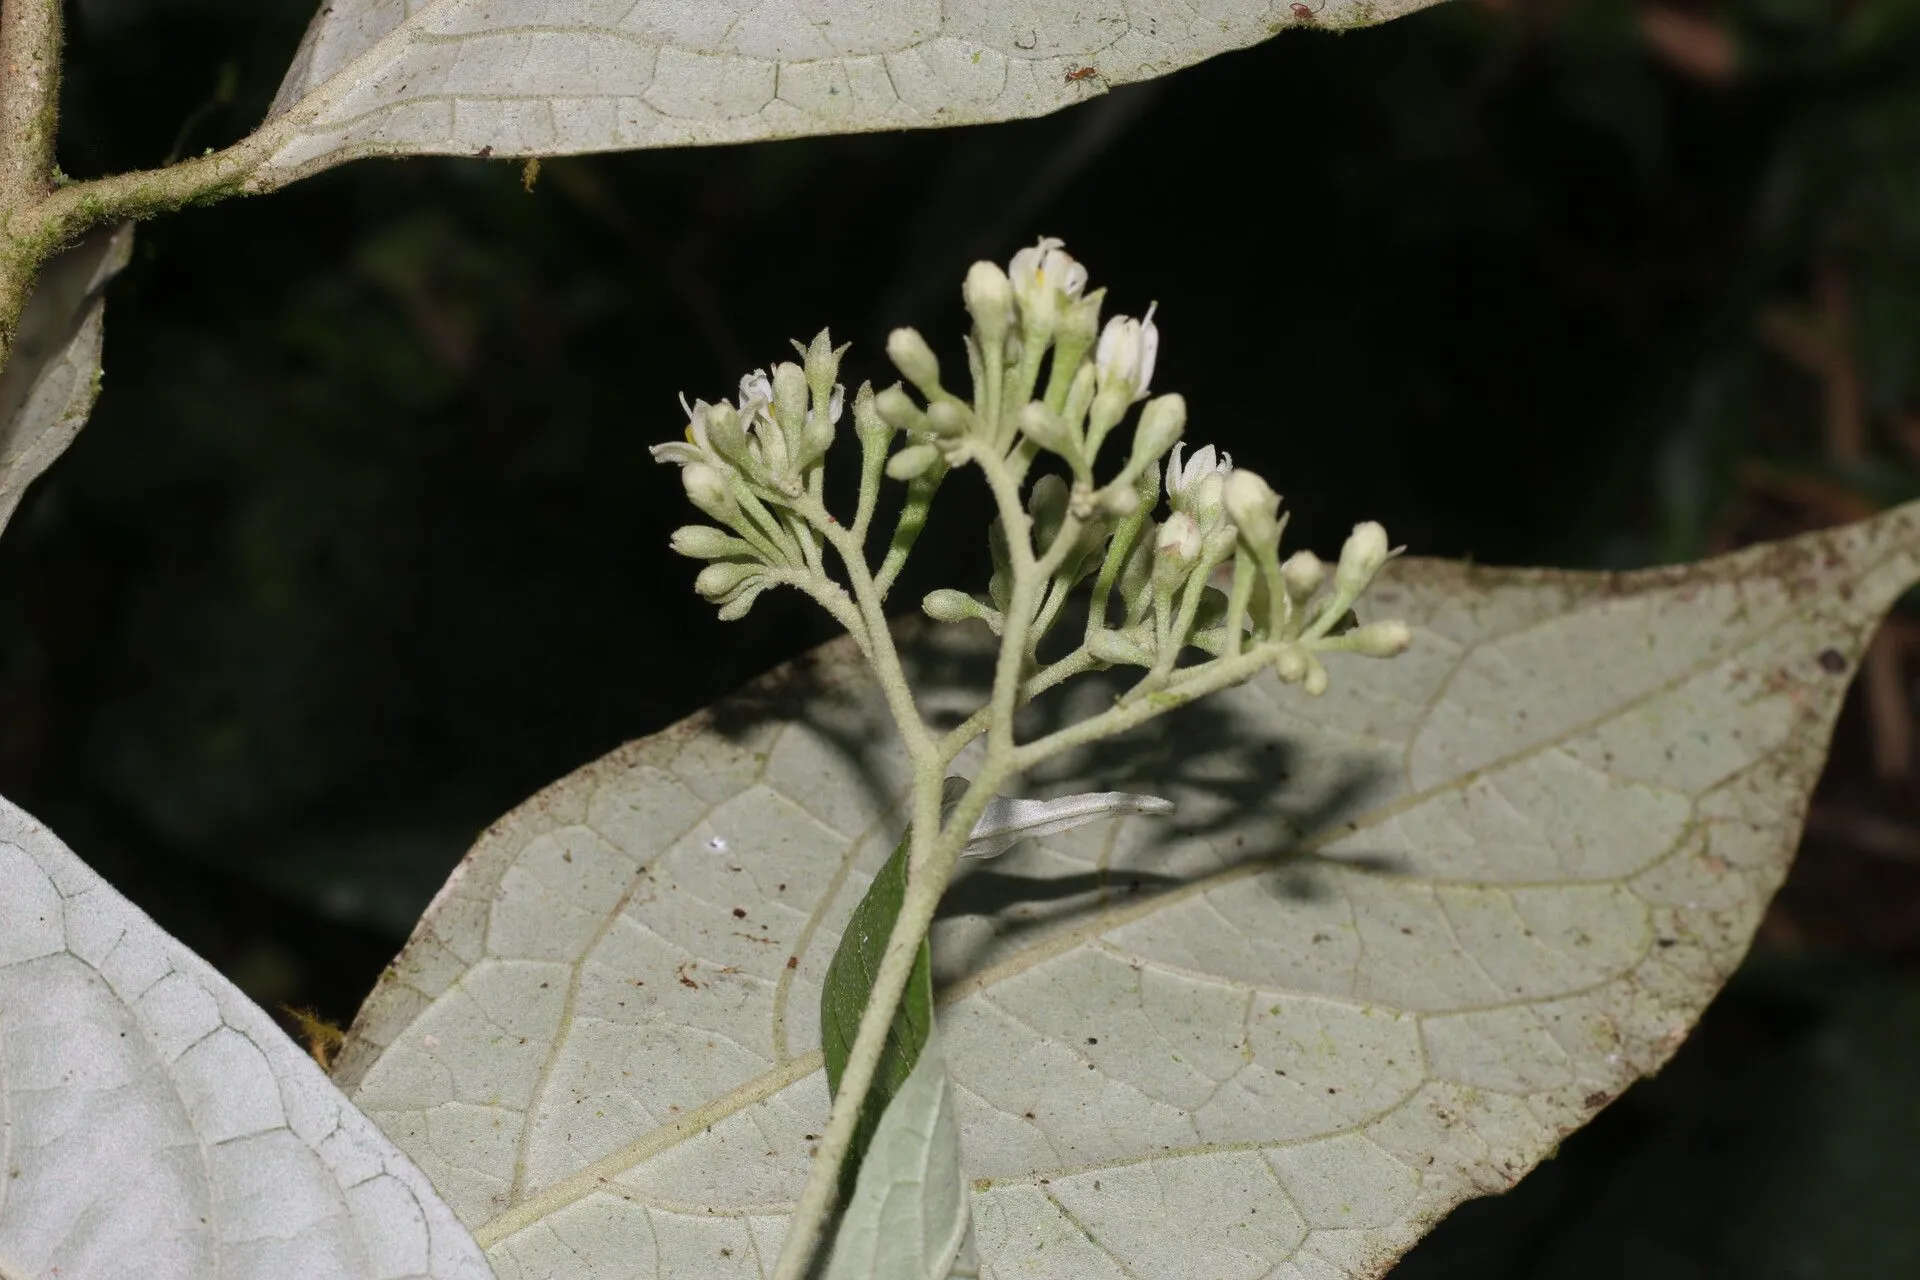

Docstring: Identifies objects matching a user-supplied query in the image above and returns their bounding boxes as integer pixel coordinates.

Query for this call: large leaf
[332,505,1920,1279]
[0,796,494,1279]
[255,0,1448,187]
[0,224,132,540]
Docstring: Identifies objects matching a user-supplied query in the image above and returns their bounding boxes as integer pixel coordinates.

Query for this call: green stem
[1011,644,1277,772]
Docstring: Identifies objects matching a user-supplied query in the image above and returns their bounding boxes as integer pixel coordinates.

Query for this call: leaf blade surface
[257,0,1448,186]
[335,507,1920,1278]
[0,796,494,1279]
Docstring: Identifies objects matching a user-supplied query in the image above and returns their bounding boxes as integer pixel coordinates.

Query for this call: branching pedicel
[652,238,1411,1277]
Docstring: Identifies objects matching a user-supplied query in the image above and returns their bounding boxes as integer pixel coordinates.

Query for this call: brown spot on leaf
[1817,647,1848,674]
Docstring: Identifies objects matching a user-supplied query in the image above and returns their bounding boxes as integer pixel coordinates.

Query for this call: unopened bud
[1273,644,1308,683]
[670,525,749,560]
[772,362,808,434]
[1128,394,1187,472]
[886,442,940,481]
[1223,470,1281,545]
[681,462,735,522]
[1280,550,1325,601]
[694,402,739,463]
[875,384,928,433]
[1019,402,1081,461]
[963,261,1015,341]
[925,399,971,439]
[694,561,758,601]
[715,581,767,622]
[1335,521,1393,596]
[1345,619,1413,657]
[887,327,942,394]
[800,329,844,402]
[1100,485,1140,518]
[1302,654,1330,697]
[921,589,999,629]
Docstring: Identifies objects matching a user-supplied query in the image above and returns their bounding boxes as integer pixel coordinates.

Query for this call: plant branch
[770,766,1003,1280]
[0,0,59,216]
[1011,645,1277,771]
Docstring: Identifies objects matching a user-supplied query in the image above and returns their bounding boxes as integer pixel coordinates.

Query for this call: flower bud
[772,361,808,434]
[963,261,1015,342]
[1345,619,1412,657]
[1094,305,1159,403]
[1019,402,1081,462]
[1302,654,1330,697]
[681,462,736,522]
[852,382,892,446]
[1280,550,1325,601]
[1128,393,1187,472]
[1061,287,1105,356]
[800,329,844,404]
[922,589,999,628]
[1273,644,1308,683]
[875,384,927,434]
[695,561,758,601]
[886,442,940,481]
[1200,526,1237,565]
[715,580,768,622]
[925,399,971,439]
[887,327,942,394]
[796,382,840,472]
[670,525,749,560]
[702,401,750,467]
[1187,471,1227,527]
[1335,521,1394,596]
[1100,484,1140,518]
[1223,470,1281,546]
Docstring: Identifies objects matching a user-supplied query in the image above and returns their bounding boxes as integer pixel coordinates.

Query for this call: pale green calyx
[647,239,1414,1280]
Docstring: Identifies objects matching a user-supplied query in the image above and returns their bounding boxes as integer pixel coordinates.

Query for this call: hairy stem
[1011,644,1278,772]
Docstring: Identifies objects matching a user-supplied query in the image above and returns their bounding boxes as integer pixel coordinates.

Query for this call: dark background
[4,0,1919,1274]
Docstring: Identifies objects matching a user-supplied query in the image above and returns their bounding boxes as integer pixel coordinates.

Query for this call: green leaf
[331,504,1920,1278]
[820,821,935,1200]
[825,1030,977,1280]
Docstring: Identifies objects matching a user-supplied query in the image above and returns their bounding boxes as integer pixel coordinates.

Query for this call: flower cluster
[652,237,1410,697]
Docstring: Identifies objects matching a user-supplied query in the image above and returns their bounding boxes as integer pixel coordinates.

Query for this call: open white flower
[1008,236,1089,334]
[1164,441,1233,526]
[1095,304,1159,403]
[651,369,784,472]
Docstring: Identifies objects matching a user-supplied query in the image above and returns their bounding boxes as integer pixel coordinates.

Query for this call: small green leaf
[824,1030,976,1280]
[821,821,935,1198]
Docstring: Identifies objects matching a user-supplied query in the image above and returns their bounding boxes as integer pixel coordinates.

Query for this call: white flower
[1095,304,1159,402]
[651,370,783,471]
[1008,236,1089,333]
[1164,441,1233,525]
